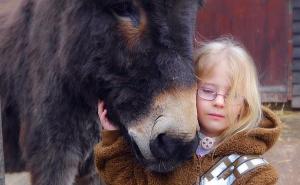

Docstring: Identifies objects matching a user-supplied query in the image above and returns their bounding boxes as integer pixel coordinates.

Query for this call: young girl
[94,38,282,185]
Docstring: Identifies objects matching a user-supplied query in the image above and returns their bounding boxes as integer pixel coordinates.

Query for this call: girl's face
[196,57,243,137]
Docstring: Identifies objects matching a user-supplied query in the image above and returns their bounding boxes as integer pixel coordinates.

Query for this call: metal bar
[0,99,5,185]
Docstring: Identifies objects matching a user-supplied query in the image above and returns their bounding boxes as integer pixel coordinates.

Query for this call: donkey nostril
[150,134,180,160]
[150,133,199,162]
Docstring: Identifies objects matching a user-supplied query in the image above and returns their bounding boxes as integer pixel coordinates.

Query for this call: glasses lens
[198,86,217,101]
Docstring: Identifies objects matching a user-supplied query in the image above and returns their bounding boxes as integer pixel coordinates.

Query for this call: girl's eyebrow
[200,81,231,91]
[200,81,217,87]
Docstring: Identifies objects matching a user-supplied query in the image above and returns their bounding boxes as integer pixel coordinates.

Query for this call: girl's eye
[201,88,216,94]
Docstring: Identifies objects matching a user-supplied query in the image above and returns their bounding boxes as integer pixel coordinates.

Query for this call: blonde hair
[194,37,262,141]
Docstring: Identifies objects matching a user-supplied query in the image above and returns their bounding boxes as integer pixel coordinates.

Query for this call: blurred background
[196,1,300,184]
[1,0,300,184]
[197,0,293,106]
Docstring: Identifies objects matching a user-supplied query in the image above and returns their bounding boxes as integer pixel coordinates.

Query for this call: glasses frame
[197,86,245,105]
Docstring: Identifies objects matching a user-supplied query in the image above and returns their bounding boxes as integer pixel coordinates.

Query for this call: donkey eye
[197,0,204,7]
[111,2,135,18]
[110,2,141,27]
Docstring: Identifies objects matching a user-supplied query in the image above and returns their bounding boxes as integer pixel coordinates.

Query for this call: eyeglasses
[197,84,244,105]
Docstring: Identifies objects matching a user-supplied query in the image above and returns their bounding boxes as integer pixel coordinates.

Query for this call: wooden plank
[294,1,300,8]
[260,86,287,102]
[260,85,287,93]
[293,72,300,84]
[0,99,5,185]
[294,10,300,21]
[261,92,287,103]
[294,22,300,33]
[294,47,300,59]
[292,96,300,108]
[293,35,300,46]
[293,84,300,95]
[293,62,300,71]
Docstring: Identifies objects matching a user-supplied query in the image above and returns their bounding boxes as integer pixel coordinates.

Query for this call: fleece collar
[212,106,282,157]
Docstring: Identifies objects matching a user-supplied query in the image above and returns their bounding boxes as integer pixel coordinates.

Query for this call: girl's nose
[213,94,225,108]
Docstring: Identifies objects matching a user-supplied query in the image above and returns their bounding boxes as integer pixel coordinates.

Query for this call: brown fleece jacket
[94,106,282,185]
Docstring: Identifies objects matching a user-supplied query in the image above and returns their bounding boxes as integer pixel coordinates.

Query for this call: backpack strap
[233,155,269,179]
[200,154,240,185]
[199,154,269,185]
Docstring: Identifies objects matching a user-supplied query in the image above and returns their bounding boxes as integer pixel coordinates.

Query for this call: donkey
[0,0,203,184]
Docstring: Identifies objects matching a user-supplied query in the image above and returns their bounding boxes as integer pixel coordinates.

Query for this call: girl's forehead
[198,62,231,90]
[198,80,230,92]
[200,54,231,74]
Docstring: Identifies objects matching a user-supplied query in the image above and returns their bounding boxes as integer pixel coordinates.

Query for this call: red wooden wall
[195,0,292,103]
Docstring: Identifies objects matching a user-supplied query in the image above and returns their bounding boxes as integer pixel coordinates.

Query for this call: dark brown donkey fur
[0,0,203,184]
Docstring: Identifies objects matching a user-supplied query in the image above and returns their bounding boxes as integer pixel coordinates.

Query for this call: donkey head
[79,0,203,172]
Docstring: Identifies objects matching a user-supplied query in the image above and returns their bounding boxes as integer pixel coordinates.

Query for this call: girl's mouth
[207,113,225,120]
